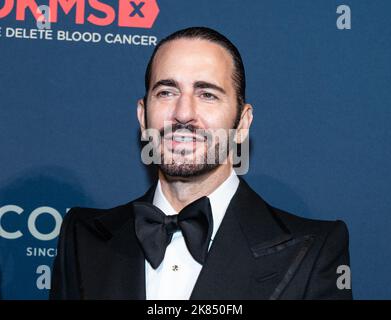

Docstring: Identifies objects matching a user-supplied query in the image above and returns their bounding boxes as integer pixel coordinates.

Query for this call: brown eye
[157,91,173,98]
[201,92,218,100]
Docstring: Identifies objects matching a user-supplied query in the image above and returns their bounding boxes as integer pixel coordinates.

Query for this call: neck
[158,164,233,212]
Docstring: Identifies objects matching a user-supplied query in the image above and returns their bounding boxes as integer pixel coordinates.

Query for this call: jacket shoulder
[65,203,131,222]
[269,204,349,236]
[63,188,152,223]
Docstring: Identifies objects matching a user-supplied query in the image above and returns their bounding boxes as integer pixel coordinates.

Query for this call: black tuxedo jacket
[50,178,352,299]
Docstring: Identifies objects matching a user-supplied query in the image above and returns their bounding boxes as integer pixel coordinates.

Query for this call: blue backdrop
[1,0,390,299]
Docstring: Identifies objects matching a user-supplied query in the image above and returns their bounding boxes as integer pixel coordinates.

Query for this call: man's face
[138,38,242,177]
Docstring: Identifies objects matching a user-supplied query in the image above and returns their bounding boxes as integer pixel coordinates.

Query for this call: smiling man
[50,27,352,300]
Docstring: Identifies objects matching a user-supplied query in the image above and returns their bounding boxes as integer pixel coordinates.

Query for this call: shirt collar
[153,170,240,241]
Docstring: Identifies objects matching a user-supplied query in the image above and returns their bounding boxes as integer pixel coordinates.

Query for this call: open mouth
[163,133,207,156]
[173,136,195,143]
[165,134,206,143]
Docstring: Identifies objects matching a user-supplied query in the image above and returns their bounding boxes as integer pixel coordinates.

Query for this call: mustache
[159,123,213,141]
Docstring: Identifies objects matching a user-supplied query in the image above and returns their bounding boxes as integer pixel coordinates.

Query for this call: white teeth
[173,136,194,142]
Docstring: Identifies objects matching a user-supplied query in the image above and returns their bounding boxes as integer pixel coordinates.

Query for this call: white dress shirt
[145,170,240,300]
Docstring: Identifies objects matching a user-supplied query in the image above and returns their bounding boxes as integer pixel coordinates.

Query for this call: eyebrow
[151,79,179,91]
[151,79,226,95]
[193,81,226,95]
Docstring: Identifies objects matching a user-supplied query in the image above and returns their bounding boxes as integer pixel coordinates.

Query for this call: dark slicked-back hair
[144,27,246,111]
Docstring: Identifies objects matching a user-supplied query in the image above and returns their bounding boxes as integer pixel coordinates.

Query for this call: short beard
[158,142,227,177]
[159,162,219,178]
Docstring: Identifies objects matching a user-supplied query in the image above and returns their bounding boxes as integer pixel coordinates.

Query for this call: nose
[172,93,197,124]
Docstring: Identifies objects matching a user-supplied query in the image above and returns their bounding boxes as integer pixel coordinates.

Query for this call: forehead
[150,38,235,87]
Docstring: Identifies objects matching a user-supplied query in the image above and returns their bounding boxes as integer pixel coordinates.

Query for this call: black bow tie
[132,196,214,269]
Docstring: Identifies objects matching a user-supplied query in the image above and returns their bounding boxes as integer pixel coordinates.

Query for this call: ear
[137,98,147,139]
[234,103,253,144]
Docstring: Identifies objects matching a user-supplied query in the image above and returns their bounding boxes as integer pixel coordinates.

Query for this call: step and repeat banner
[1,1,390,299]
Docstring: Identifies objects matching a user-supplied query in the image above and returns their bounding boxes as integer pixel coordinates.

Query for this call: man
[50,27,352,300]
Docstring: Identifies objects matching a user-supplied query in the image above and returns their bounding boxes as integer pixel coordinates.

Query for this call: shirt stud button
[172,265,179,271]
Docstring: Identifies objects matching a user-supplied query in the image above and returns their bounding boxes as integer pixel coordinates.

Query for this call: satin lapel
[190,178,295,300]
